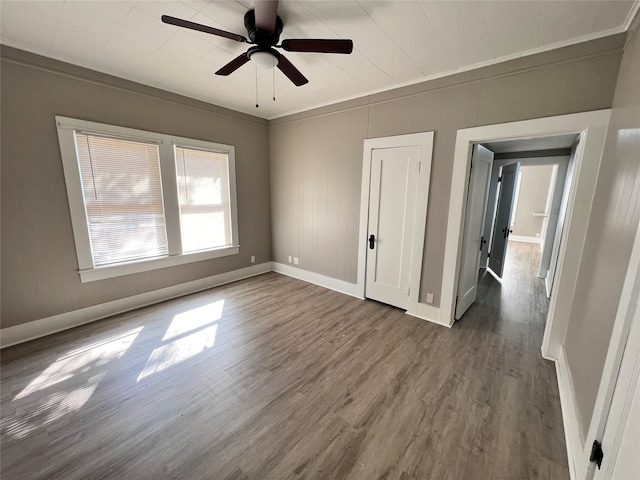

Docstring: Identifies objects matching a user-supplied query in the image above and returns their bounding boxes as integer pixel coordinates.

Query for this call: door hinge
[590,440,604,470]
[405,287,410,296]
[416,161,421,173]
[498,175,503,183]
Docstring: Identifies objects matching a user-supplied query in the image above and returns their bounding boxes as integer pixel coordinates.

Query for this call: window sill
[79,246,240,283]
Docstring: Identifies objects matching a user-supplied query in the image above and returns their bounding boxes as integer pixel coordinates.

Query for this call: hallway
[471,240,550,332]
[454,240,568,478]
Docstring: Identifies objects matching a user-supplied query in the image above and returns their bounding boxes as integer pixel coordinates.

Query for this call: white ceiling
[1,1,638,119]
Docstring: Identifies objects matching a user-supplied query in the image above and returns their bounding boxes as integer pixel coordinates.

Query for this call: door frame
[440,110,611,354]
[357,132,434,317]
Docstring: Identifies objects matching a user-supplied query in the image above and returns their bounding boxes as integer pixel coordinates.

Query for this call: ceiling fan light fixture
[163,1,351,88]
[249,50,278,69]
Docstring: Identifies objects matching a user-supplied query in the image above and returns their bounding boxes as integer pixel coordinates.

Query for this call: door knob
[479,236,487,251]
[369,234,375,249]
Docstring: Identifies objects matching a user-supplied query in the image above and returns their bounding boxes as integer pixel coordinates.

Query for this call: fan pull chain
[255,65,259,108]
[273,56,276,101]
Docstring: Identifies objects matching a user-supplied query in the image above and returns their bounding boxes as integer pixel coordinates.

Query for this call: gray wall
[270,34,624,306]
[563,20,640,437]
[512,165,554,238]
[1,46,272,329]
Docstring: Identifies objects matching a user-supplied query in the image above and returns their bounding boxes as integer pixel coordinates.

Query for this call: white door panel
[366,146,420,309]
[456,145,493,320]
[546,158,574,296]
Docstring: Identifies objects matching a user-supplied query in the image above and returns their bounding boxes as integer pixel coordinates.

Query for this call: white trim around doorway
[441,110,611,343]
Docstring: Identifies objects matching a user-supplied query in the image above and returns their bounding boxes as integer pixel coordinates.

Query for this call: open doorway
[439,110,611,361]
[455,135,578,320]
[482,136,580,299]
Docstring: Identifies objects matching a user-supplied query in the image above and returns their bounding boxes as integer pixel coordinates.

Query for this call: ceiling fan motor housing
[244,10,283,46]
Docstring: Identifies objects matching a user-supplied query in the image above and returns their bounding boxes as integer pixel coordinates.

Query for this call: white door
[546,158,574,296]
[455,145,494,320]
[537,159,569,280]
[488,162,520,278]
[366,146,421,309]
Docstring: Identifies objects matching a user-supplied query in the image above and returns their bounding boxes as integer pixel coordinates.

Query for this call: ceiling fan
[161,0,353,87]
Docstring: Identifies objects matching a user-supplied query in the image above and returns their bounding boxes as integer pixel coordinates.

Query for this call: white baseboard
[555,346,587,480]
[546,275,553,298]
[0,263,271,349]
[541,344,557,362]
[407,302,451,327]
[509,235,541,244]
[271,262,363,299]
[2,261,452,349]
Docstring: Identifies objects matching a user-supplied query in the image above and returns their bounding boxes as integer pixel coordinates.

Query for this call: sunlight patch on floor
[14,327,143,401]
[162,299,224,341]
[4,372,106,440]
[138,324,218,381]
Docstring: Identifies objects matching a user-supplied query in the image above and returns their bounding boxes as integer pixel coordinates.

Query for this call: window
[56,116,239,282]
[175,147,232,253]
[75,133,168,265]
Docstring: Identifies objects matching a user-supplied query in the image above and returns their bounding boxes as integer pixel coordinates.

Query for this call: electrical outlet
[250,255,255,263]
[426,293,434,304]
[293,257,299,265]
[288,256,292,263]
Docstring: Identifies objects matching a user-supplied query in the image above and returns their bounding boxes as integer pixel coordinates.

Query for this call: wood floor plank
[1,242,568,479]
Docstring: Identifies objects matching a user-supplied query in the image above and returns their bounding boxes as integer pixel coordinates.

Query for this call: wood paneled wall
[270,34,625,307]
[0,47,271,328]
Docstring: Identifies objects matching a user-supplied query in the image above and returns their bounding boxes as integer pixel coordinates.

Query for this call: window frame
[56,116,240,283]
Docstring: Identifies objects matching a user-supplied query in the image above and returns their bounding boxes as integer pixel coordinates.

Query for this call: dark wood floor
[1,242,568,479]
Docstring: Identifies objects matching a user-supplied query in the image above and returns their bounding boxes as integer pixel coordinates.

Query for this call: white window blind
[175,147,232,253]
[74,132,168,266]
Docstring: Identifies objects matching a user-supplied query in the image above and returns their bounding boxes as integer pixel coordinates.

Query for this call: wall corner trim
[406,303,452,328]
[271,262,363,300]
[0,263,272,349]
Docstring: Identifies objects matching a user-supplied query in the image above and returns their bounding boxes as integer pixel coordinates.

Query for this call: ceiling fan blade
[162,15,247,43]
[254,0,278,33]
[215,52,250,76]
[281,39,353,54]
[273,51,308,86]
